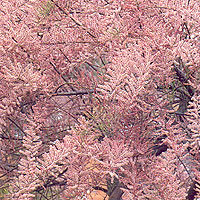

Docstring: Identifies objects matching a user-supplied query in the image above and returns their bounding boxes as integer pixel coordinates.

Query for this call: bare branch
[51,89,95,98]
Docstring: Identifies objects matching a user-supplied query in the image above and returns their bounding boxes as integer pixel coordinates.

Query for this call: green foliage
[38,0,54,18]
[0,184,9,199]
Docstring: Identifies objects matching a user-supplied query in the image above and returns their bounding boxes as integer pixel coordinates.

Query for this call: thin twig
[51,89,95,98]
[8,117,27,136]
[50,61,68,83]
[50,61,76,92]
[50,0,96,38]
[177,155,194,183]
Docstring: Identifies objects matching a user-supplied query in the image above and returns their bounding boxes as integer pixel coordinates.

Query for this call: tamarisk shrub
[0,0,200,199]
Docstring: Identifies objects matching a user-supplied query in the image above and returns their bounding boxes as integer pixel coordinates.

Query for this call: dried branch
[51,89,95,98]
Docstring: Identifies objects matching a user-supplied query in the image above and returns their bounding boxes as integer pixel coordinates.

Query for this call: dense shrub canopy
[0,0,200,199]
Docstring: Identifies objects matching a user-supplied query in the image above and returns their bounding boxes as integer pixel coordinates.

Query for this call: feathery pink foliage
[0,0,200,199]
